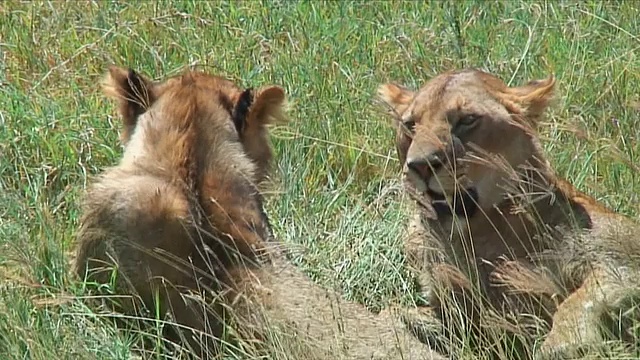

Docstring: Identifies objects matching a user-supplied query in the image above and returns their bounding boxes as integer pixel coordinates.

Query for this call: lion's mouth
[404,168,479,219]
[428,188,478,218]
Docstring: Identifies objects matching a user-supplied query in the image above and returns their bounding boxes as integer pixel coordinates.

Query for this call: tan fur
[74,66,444,359]
[378,68,640,359]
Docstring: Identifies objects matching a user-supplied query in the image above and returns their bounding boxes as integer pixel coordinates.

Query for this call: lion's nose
[407,153,443,179]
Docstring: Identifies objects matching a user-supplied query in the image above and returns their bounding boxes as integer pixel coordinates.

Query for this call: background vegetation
[0,1,639,358]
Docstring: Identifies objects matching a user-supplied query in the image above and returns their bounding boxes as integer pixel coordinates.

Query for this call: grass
[0,0,639,358]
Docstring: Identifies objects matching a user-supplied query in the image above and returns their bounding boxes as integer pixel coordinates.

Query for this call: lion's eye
[459,115,479,126]
[455,114,480,133]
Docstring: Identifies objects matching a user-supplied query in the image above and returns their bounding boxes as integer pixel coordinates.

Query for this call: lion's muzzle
[403,136,479,218]
[407,153,443,180]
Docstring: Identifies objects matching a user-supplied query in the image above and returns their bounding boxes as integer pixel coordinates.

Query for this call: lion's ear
[510,75,555,119]
[233,86,287,135]
[251,85,287,125]
[102,65,157,143]
[378,83,414,117]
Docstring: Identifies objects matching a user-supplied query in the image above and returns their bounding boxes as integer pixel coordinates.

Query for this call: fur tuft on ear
[377,83,415,117]
[509,75,555,119]
[102,65,156,143]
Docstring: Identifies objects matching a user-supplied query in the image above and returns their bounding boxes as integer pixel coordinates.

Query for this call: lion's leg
[404,212,444,303]
[537,268,630,359]
[404,215,432,303]
[401,214,478,355]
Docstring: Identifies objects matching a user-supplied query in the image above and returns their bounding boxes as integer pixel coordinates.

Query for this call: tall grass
[0,1,639,359]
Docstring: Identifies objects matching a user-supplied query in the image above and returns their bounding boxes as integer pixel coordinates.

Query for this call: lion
[377,68,640,359]
[73,65,445,360]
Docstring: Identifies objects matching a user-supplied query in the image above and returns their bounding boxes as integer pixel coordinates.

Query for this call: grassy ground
[1,1,639,359]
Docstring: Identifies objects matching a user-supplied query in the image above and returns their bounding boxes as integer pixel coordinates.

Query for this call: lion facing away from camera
[73,66,444,360]
[378,69,640,359]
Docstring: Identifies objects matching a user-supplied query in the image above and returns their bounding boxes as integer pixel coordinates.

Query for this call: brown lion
[73,65,444,360]
[378,68,640,359]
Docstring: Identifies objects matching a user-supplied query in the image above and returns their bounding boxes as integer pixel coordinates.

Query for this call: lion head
[103,65,286,185]
[378,69,555,219]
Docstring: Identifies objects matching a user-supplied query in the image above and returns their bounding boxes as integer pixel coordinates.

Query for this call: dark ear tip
[125,68,144,93]
[239,88,254,106]
[126,68,140,81]
[242,88,254,98]
[233,88,255,134]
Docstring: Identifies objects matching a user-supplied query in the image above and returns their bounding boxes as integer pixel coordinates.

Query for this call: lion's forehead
[409,74,506,125]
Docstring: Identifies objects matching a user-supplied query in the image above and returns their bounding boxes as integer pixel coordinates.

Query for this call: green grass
[1,0,639,359]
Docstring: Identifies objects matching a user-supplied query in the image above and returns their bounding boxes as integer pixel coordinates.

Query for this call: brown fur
[74,66,444,359]
[378,68,640,359]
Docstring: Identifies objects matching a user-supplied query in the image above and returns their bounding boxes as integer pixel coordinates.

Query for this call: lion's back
[73,169,193,293]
